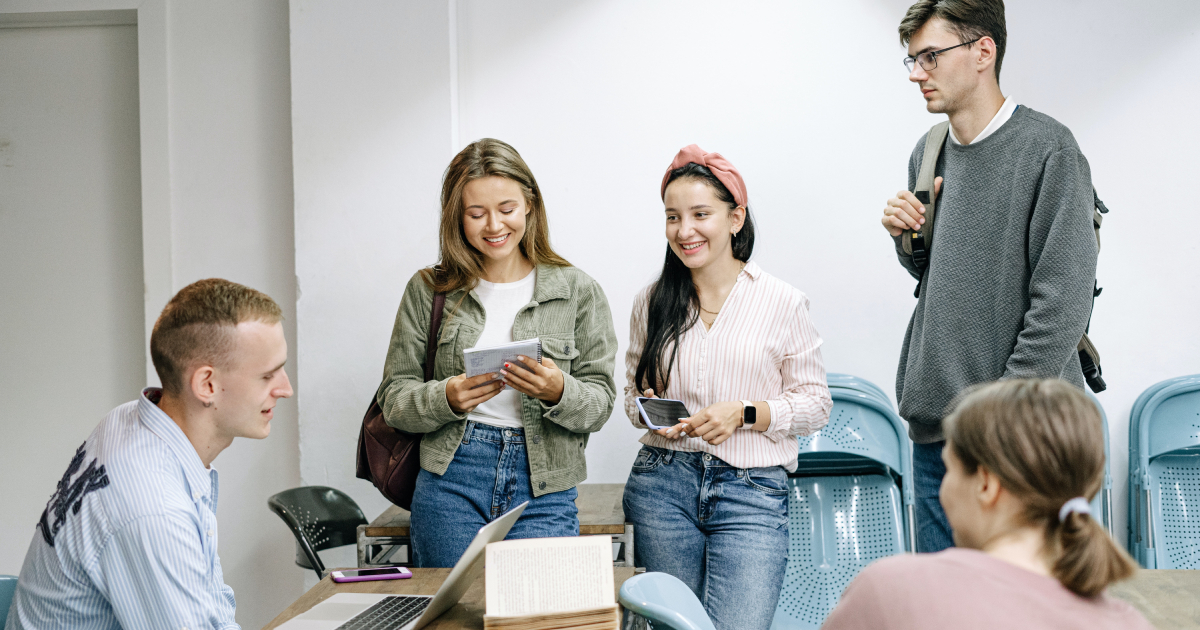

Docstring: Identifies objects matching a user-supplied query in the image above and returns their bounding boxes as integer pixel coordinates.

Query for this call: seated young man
[822,379,1150,630]
[6,278,293,630]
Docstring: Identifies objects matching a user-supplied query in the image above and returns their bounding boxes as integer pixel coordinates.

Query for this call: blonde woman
[377,139,618,567]
[823,379,1151,629]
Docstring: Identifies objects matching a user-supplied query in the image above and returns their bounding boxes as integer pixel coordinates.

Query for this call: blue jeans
[622,446,788,630]
[409,422,579,568]
[912,440,954,553]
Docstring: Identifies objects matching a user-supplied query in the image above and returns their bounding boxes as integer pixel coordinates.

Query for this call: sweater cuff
[539,372,581,425]
[426,377,468,425]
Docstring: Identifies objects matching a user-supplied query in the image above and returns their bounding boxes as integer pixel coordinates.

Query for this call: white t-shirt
[466,271,536,428]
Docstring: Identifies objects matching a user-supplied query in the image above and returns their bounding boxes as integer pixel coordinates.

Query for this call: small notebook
[464,338,543,378]
[483,536,619,630]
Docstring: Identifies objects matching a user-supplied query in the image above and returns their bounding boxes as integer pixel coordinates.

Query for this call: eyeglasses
[903,38,981,72]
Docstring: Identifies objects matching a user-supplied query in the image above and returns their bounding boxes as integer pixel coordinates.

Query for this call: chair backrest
[268,486,367,578]
[1127,376,1200,568]
[618,572,715,630]
[826,373,891,407]
[1,574,17,627]
[774,389,914,629]
[1086,391,1112,534]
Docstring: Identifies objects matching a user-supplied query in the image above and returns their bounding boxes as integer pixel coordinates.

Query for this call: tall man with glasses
[881,0,1098,553]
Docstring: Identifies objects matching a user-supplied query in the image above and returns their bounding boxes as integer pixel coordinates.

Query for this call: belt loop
[462,421,474,445]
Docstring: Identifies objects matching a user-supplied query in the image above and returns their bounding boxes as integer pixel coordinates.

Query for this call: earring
[203,401,213,408]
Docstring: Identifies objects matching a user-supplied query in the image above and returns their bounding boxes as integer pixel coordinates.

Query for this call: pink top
[822,549,1153,630]
[623,262,832,470]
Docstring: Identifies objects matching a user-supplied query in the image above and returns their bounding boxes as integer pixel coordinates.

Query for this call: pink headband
[660,144,748,208]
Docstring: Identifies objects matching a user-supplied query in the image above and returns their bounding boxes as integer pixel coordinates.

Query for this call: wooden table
[1111,569,1200,629]
[264,567,638,630]
[358,483,633,567]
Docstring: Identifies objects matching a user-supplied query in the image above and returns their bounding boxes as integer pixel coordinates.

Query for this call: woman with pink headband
[621,145,833,629]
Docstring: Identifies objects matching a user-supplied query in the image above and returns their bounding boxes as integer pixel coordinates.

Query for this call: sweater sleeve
[537,276,618,433]
[1003,148,1098,379]
[376,273,466,433]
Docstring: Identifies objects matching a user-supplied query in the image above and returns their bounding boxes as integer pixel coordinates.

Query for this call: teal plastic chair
[1086,391,1113,535]
[1127,375,1200,568]
[619,572,715,630]
[826,373,891,407]
[772,389,913,629]
[1,574,17,627]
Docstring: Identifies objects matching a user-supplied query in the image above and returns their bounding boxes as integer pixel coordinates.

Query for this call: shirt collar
[741,260,762,279]
[948,95,1017,145]
[138,388,216,504]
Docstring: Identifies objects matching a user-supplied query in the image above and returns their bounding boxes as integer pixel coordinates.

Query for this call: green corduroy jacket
[376,264,618,497]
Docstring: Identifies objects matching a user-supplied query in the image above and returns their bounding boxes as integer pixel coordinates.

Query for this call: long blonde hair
[944,379,1136,597]
[423,138,570,294]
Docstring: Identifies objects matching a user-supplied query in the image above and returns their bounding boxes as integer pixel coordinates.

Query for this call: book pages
[485,536,615,617]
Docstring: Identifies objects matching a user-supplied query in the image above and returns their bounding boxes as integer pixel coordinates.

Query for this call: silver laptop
[278,502,528,630]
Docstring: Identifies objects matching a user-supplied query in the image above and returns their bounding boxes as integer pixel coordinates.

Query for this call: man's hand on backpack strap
[882,176,942,237]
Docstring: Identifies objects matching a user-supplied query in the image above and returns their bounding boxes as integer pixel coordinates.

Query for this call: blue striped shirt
[6,388,240,630]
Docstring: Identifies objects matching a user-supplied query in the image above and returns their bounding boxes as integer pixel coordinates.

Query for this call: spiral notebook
[464,338,543,378]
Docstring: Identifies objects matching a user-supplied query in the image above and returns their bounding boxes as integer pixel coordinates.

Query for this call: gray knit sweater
[893,105,1098,443]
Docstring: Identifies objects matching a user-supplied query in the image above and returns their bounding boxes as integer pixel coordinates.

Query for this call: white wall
[166,1,304,626]
[293,0,1200,554]
[0,22,144,577]
[0,1,303,628]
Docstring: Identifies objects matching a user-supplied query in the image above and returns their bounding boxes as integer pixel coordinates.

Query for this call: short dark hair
[899,0,1007,80]
[150,278,283,395]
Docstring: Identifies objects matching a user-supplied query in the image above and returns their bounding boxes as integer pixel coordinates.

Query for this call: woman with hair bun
[823,379,1151,629]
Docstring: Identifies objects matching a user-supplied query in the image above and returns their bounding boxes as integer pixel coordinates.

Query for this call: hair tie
[1058,497,1091,522]
[660,144,749,208]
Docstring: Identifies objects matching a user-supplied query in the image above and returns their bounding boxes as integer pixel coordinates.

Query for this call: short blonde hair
[150,278,282,395]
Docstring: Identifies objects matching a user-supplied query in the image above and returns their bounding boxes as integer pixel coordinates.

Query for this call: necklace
[700,260,744,316]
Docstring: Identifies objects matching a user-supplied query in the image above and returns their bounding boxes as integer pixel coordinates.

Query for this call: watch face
[743,404,757,425]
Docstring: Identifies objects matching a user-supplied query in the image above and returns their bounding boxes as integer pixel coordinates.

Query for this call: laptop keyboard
[335,595,430,630]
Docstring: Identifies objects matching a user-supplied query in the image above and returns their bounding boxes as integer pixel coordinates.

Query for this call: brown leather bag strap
[423,292,446,383]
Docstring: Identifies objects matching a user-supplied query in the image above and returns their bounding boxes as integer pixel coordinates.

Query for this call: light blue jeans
[622,446,789,630]
[409,421,579,568]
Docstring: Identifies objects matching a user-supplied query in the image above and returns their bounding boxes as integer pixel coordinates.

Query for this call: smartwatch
[740,400,757,427]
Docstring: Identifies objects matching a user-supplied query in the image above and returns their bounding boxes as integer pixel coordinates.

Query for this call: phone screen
[638,398,690,429]
[338,568,406,577]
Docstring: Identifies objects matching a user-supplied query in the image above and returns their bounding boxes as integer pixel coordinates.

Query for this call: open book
[483,536,620,630]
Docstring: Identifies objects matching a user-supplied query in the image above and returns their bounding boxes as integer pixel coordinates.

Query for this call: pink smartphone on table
[329,567,413,583]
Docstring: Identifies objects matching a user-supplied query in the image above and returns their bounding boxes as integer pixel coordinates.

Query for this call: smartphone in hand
[329,567,413,583]
[635,397,691,430]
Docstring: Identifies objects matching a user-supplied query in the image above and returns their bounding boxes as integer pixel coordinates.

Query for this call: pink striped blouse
[624,261,832,471]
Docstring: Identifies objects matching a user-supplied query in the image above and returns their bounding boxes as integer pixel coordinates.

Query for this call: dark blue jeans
[409,422,579,568]
[912,440,954,553]
[622,446,789,630]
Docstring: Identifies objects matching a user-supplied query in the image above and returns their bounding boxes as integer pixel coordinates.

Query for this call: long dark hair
[634,163,755,393]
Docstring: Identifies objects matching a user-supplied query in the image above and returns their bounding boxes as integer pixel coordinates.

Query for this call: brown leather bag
[355,290,446,510]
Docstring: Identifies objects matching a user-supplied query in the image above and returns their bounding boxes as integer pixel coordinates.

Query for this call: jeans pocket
[631,445,667,473]
[744,466,789,496]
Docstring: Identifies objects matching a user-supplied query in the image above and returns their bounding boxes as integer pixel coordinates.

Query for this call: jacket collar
[532,264,571,303]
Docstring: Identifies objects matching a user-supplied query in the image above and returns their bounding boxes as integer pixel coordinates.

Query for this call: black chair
[268,486,368,579]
